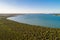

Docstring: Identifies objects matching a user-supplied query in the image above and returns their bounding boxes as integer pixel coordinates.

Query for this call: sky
[0,0,60,14]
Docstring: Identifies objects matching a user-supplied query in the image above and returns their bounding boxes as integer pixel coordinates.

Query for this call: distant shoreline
[53,14,60,16]
[0,14,24,19]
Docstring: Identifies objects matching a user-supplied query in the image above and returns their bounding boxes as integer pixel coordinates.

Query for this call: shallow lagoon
[7,14,60,28]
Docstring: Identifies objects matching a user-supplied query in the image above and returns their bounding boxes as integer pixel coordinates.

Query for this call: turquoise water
[7,14,60,28]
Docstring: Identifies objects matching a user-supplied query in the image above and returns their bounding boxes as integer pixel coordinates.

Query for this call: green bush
[0,19,60,40]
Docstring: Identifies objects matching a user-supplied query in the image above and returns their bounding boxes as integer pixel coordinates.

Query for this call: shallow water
[7,14,60,28]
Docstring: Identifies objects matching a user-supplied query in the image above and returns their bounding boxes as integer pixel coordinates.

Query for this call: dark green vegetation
[54,14,60,16]
[0,18,60,40]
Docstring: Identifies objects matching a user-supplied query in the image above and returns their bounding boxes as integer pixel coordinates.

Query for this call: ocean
[7,14,60,28]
